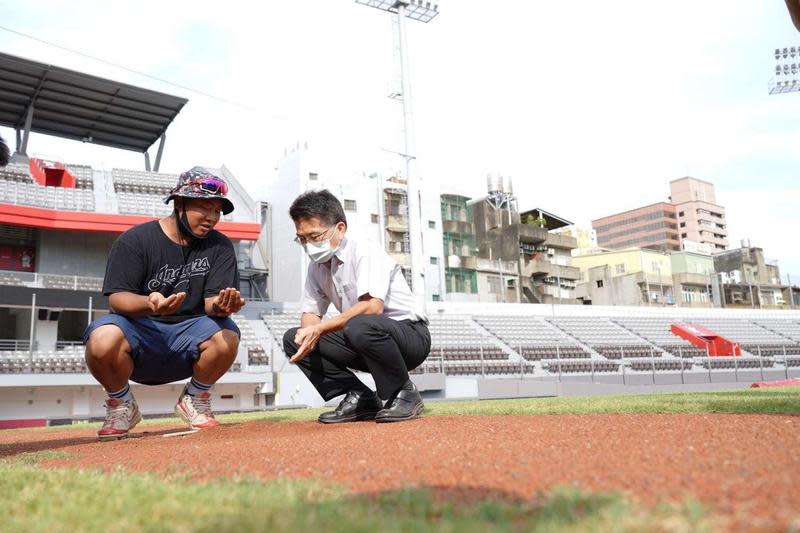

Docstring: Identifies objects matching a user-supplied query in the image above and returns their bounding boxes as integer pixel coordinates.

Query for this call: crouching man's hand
[291,324,323,363]
[208,288,246,317]
[148,292,186,315]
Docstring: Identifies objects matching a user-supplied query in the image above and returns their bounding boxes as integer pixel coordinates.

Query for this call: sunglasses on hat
[174,176,229,196]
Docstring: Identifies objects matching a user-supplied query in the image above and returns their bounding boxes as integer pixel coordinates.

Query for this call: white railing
[0,269,103,291]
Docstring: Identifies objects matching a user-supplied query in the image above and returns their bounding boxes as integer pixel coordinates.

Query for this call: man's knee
[206,329,239,357]
[283,327,300,354]
[85,325,129,361]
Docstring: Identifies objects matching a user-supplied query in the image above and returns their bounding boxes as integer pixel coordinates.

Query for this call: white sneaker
[174,386,220,429]
[98,398,142,441]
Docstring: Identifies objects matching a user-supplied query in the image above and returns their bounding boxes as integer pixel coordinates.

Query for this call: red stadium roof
[0,204,260,241]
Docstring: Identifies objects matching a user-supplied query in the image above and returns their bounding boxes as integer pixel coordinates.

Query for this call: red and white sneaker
[98,398,141,441]
[175,386,220,429]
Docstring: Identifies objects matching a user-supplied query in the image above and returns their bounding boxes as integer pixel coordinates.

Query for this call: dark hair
[0,135,9,167]
[289,189,347,228]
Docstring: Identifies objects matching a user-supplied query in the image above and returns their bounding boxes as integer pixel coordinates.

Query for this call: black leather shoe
[375,382,424,423]
[318,390,382,424]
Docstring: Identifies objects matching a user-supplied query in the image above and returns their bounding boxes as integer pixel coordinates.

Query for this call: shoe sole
[318,411,380,424]
[375,403,425,423]
[97,432,129,441]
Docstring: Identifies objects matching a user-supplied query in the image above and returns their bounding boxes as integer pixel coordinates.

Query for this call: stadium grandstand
[1,52,800,427]
[261,302,800,406]
[0,53,271,425]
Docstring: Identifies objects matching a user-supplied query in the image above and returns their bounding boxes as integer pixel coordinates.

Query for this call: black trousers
[283,315,430,401]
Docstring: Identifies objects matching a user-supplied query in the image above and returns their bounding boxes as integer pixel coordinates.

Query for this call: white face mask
[303,227,340,263]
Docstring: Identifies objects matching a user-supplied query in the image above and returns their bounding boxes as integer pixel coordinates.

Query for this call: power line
[0,23,254,110]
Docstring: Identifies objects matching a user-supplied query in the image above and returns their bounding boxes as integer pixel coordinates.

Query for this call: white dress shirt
[301,236,427,322]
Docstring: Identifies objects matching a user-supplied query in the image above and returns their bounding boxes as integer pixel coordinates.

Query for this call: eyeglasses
[174,177,229,196]
[294,225,334,246]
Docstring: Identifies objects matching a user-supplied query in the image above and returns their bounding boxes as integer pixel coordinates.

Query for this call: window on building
[446,269,477,294]
[432,294,441,302]
[678,211,684,217]
[596,279,604,288]
[428,220,436,229]
[680,222,686,228]
[308,172,318,181]
[487,275,501,294]
[371,213,379,224]
[430,257,438,265]
[615,263,626,274]
[681,233,687,239]
[344,199,357,211]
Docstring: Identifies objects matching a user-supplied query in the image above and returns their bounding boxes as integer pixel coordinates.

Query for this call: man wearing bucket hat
[83,167,245,440]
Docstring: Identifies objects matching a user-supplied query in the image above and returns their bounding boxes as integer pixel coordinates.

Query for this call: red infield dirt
[2,413,799,529]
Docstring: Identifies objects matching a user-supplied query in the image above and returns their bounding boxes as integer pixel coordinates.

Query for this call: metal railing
[0,339,37,352]
[0,269,103,291]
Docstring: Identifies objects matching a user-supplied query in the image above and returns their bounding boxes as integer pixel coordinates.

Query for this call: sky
[0,0,798,279]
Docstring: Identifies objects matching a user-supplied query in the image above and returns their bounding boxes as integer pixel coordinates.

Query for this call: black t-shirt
[102,220,240,323]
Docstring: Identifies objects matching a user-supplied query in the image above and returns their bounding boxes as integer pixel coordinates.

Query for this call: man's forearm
[301,312,322,328]
[319,299,381,335]
[108,292,151,317]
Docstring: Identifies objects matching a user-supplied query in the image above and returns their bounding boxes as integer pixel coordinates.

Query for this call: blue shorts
[82,314,240,386]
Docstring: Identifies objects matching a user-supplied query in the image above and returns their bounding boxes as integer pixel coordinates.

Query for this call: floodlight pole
[357,0,438,306]
[396,2,425,305]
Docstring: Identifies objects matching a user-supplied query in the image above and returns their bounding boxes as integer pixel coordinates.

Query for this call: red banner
[0,245,36,272]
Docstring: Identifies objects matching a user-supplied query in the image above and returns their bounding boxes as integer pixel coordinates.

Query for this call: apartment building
[592,202,680,252]
[670,177,728,251]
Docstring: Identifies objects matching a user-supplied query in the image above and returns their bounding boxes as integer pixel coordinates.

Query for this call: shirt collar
[333,235,350,263]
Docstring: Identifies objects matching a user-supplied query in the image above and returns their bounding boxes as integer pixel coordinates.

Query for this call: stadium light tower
[355,0,440,304]
[770,46,800,95]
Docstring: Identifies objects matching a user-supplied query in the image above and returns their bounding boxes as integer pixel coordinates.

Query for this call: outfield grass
[6,386,799,432]
[0,454,712,533]
[213,385,800,425]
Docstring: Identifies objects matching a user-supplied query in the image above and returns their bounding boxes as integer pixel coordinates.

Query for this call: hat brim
[164,193,235,215]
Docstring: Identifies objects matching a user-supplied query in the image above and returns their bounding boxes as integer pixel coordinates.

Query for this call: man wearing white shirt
[284,190,431,423]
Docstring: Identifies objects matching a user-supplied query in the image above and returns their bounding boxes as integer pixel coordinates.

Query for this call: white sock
[186,377,212,397]
[108,383,134,403]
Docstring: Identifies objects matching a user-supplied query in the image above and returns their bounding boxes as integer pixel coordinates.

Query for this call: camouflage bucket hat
[164,166,234,215]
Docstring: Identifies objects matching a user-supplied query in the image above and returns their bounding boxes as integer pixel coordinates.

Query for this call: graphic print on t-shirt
[146,256,211,292]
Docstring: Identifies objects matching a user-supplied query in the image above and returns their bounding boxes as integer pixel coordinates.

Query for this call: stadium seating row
[0,351,246,374]
[116,192,173,217]
[0,180,95,211]
[262,311,800,378]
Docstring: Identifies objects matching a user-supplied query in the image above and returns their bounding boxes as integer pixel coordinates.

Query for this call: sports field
[2,388,799,532]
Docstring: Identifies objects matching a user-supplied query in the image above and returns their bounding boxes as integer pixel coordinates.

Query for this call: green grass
[6,386,799,434]
[211,386,800,425]
[424,386,800,417]
[0,459,713,533]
